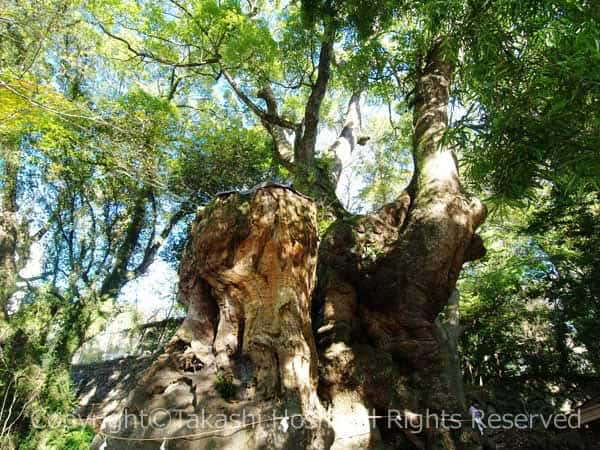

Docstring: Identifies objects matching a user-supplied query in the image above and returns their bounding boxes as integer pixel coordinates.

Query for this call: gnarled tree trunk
[95,186,333,449]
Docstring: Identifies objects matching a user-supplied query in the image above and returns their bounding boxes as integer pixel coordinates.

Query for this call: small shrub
[47,425,96,450]
[214,371,236,400]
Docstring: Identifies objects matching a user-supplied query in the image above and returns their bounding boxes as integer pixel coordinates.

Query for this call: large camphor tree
[27,0,588,448]
[90,1,492,449]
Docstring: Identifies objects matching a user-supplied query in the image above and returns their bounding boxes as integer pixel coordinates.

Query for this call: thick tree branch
[221,68,266,118]
[221,69,300,168]
[99,190,150,298]
[166,68,181,100]
[131,204,190,278]
[221,69,298,130]
[266,125,296,169]
[256,84,279,118]
[257,84,298,167]
[296,31,335,168]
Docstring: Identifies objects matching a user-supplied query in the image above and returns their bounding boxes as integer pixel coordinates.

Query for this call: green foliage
[0,287,91,447]
[527,188,600,373]
[459,223,554,386]
[459,1,600,204]
[169,121,278,198]
[46,425,95,450]
[459,188,600,414]
[19,424,95,450]
[0,0,81,77]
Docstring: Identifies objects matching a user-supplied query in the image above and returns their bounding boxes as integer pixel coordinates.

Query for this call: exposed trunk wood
[94,185,333,449]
